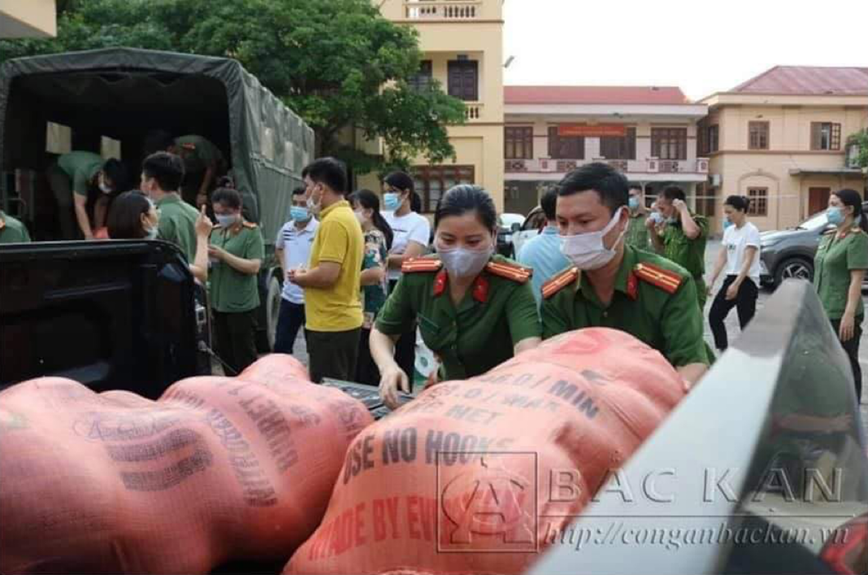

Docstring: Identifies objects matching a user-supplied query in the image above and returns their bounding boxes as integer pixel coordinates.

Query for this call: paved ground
[703,239,868,440]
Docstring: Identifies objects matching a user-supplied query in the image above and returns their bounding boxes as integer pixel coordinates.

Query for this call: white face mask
[99,182,113,194]
[307,185,323,216]
[354,209,367,225]
[144,226,158,240]
[437,243,492,279]
[559,209,626,270]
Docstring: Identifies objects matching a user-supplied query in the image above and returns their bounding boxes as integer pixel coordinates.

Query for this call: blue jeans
[273,299,306,355]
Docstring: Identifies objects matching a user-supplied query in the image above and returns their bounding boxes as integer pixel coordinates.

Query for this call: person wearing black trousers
[707,196,761,354]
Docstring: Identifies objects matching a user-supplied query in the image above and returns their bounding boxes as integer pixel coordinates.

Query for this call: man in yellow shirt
[289,157,364,383]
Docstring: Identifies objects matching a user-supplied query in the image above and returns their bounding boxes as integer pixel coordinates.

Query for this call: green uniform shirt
[375,255,541,381]
[661,213,709,308]
[209,221,265,313]
[175,135,222,174]
[814,228,868,320]
[626,210,650,250]
[541,245,709,368]
[156,194,200,262]
[0,211,31,244]
[58,151,103,196]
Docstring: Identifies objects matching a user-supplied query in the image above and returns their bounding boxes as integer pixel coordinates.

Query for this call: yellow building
[504,86,709,216]
[369,0,505,213]
[0,0,56,38]
[700,66,868,233]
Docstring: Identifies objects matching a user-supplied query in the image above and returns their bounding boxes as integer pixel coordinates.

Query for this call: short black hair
[142,152,185,192]
[291,186,307,196]
[661,186,686,202]
[540,187,559,221]
[302,157,347,195]
[102,158,129,192]
[384,171,415,194]
[557,162,629,215]
[629,184,643,192]
[410,191,422,213]
[724,195,750,212]
[107,190,151,240]
[435,184,497,231]
[212,187,242,211]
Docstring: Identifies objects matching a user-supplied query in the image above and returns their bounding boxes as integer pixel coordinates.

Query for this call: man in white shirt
[273,186,319,354]
[381,171,431,381]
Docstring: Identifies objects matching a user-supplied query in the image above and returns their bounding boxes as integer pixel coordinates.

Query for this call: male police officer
[541,163,709,388]
[0,210,31,244]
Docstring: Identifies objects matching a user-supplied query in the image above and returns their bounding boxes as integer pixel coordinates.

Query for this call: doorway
[808,187,831,216]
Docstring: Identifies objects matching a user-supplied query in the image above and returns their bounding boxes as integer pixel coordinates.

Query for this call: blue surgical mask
[215,214,239,227]
[827,207,845,226]
[722,217,733,230]
[383,192,401,212]
[649,212,663,224]
[628,197,640,210]
[290,206,311,222]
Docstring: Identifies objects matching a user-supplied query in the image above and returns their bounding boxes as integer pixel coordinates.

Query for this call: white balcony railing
[463,102,483,122]
[404,1,482,20]
[504,158,711,175]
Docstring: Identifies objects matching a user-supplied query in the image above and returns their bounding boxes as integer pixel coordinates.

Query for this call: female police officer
[370,185,541,409]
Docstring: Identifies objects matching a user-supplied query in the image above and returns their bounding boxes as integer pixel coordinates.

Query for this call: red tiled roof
[731,66,868,95]
[504,85,690,105]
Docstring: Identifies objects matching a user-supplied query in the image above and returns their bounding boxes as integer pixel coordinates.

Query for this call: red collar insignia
[472,275,490,303]
[433,269,448,297]
[626,272,638,300]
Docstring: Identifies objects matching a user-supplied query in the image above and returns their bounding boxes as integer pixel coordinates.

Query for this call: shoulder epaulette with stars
[181,142,197,150]
[542,267,579,299]
[485,260,532,284]
[402,257,443,274]
[242,221,258,229]
[634,262,682,294]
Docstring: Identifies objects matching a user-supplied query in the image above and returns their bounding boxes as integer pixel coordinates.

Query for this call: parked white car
[509,206,548,259]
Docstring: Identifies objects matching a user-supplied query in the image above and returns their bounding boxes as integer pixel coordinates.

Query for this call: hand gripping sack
[285,328,686,575]
[0,354,372,574]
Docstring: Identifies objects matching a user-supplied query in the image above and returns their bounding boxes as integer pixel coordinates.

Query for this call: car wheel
[774,257,813,286]
[265,274,282,351]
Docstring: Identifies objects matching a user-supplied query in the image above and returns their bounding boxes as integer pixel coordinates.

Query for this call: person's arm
[189,206,213,283]
[647,219,665,253]
[93,195,110,230]
[361,266,386,286]
[507,281,543,354]
[839,234,868,342]
[291,262,340,288]
[275,248,285,274]
[707,246,728,294]
[660,275,710,388]
[199,164,215,198]
[388,217,430,268]
[209,226,263,275]
[291,220,349,288]
[674,199,701,239]
[725,246,758,300]
[540,294,570,340]
[373,277,417,409]
[73,193,93,239]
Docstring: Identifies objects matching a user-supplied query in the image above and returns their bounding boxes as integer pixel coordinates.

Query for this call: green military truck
[0,47,314,350]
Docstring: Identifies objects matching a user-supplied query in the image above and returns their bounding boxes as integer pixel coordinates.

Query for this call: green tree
[848,130,868,170]
[0,0,465,176]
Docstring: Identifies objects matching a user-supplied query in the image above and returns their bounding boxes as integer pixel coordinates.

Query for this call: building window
[709,125,719,153]
[409,60,433,93]
[547,126,584,159]
[811,122,842,151]
[447,60,478,101]
[747,187,768,216]
[505,127,533,160]
[695,183,715,217]
[748,122,769,150]
[412,165,475,213]
[599,127,636,160]
[651,128,687,160]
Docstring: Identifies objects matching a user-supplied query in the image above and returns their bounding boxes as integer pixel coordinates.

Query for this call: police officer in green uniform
[371,185,541,409]
[649,186,709,309]
[140,152,201,263]
[541,163,709,389]
[625,184,650,249]
[47,151,127,240]
[813,188,868,402]
[209,187,265,374]
[0,210,31,244]
[169,135,224,208]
